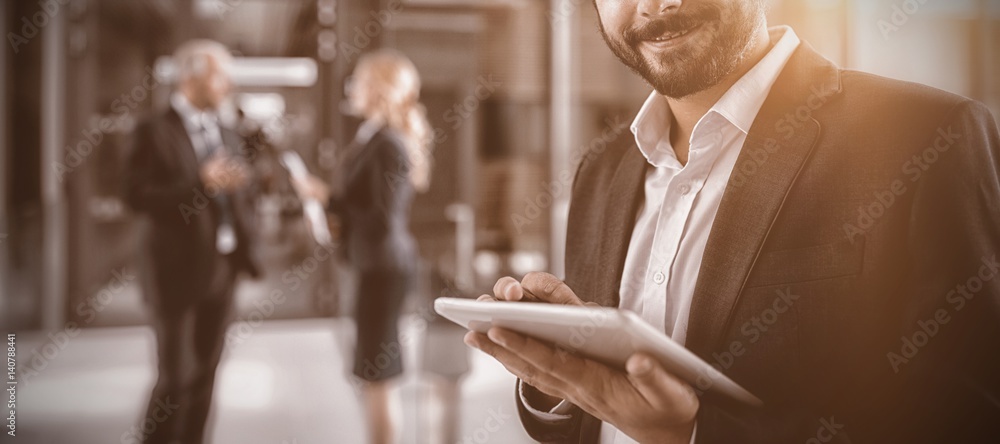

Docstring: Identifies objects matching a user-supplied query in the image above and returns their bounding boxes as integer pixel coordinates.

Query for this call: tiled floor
[11,317,533,444]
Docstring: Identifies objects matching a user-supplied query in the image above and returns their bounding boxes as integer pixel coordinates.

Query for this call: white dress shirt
[171,92,238,254]
[520,26,801,444]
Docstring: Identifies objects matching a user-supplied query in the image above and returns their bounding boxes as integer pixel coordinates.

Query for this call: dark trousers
[142,254,236,444]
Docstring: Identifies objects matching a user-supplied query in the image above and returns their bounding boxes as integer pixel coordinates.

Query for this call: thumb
[626,353,699,412]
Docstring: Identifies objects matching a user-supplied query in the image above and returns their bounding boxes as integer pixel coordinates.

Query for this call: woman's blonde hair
[351,49,433,192]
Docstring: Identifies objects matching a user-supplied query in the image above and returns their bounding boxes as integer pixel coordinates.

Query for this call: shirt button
[653,271,665,284]
[680,183,692,195]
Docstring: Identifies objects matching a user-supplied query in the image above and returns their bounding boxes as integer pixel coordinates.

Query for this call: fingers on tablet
[493,276,524,301]
[521,272,583,306]
[491,273,597,306]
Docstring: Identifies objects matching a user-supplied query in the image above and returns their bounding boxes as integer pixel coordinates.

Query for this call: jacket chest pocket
[746,237,865,288]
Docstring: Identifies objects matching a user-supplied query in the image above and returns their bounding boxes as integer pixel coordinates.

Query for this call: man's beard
[599,1,764,99]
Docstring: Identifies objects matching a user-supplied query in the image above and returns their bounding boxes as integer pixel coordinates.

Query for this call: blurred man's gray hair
[173,39,233,82]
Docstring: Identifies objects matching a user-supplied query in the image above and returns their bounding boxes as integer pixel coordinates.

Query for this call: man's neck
[667,24,773,155]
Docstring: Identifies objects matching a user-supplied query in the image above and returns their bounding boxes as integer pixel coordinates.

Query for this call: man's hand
[200,153,249,192]
[477,272,597,306]
[467,272,699,444]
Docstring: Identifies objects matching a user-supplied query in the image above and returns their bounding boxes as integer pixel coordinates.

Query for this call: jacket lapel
[164,108,200,172]
[685,44,843,357]
[591,143,648,308]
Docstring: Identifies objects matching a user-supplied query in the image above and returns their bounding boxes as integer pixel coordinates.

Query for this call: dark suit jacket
[517,43,1000,443]
[331,127,417,274]
[125,108,259,313]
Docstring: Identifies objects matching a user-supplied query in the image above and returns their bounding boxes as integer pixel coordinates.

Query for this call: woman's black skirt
[352,268,412,382]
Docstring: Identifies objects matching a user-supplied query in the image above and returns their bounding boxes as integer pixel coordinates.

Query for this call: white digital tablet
[434,297,762,407]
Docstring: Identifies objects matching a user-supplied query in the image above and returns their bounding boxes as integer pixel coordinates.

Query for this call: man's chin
[638,67,691,98]
[646,70,719,99]
[653,85,700,100]
[639,52,732,99]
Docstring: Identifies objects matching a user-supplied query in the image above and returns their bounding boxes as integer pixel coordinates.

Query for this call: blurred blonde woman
[293,49,432,444]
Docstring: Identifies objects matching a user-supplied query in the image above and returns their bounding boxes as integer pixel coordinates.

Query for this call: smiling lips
[647,24,701,44]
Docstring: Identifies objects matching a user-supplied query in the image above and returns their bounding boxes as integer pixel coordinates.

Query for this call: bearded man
[465,1,1000,443]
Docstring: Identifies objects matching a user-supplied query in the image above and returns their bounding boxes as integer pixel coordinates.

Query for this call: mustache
[623,4,721,44]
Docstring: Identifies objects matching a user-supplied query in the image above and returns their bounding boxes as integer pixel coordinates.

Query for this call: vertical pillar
[41,3,68,330]
[0,1,9,316]
[317,0,341,315]
[549,0,575,278]
[976,0,996,114]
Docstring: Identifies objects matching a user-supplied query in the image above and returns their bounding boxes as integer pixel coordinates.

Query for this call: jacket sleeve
[515,379,584,443]
[697,100,1000,443]
[883,99,1000,442]
[124,120,202,217]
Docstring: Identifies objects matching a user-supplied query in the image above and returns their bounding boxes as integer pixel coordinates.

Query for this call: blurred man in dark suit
[124,40,259,444]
